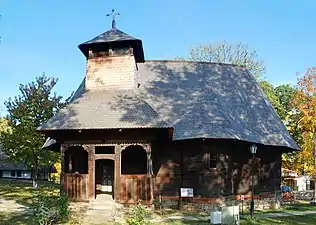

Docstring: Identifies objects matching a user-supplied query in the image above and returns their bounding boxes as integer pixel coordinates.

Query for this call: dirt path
[0,198,31,214]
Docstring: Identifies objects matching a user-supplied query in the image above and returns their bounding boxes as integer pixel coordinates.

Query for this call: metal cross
[106,9,120,29]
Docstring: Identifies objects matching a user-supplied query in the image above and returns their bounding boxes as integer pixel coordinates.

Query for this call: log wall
[64,173,89,200]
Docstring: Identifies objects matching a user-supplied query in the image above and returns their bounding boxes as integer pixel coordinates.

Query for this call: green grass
[240,215,316,225]
[0,179,59,208]
[0,180,316,225]
[0,179,60,225]
[0,212,34,225]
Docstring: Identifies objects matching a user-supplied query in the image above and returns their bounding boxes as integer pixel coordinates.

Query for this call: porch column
[146,144,153,175]
[85,145,95,199]
[114,145,121,202]
[60,144,67,194]
[146,144,154,203]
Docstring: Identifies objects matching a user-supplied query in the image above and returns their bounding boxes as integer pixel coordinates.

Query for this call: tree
[0,118,11,135]
[259,82,302,171]
[259,81,284,118]
[180,41,266,79]
[0,74,70,188]
[291,67,316,201]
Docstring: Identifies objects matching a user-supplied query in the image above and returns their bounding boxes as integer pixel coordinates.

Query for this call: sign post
[240,195,244,216]
[180,188,194,211]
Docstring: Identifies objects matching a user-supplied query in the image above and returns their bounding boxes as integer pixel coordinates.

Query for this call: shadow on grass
[0,212,34,225]
[0,179,59,209]
[284,203,316,211]
[241,215,316,225]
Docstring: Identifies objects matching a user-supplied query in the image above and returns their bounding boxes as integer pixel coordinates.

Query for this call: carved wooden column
[84,145,95,200]
[114,144,121,202]
[60,144,68,195]
[146,144,153,175]
[146,144,154,203]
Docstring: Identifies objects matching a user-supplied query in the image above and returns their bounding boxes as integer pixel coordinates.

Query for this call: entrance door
[95,159,114,198]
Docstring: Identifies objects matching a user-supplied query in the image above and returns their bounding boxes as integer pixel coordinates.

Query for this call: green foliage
[32,192,69,225]
[58,193,69,220]
[125,204,151,225]
[0,118,11,136]
[259,80,284,118]
[0,73,71,185]
[32,192,57,225]
[179,41,266,79]
[258,81,302,171]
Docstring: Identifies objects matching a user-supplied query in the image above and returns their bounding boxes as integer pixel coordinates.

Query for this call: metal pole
[250,154,255,218]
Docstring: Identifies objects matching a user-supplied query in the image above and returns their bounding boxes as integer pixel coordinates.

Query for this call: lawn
[0,179,59,207]
[0,179,60,225]
[0,179,315,225]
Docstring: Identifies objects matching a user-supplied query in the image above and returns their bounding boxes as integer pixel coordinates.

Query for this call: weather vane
[106,9,120,29]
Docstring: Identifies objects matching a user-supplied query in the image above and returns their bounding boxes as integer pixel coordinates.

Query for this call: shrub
[32,192,57,225]
[58,193,69,221]
[125,203,151,225]
[32,192,69,225]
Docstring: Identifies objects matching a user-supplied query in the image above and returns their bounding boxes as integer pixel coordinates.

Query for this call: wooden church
[38,15,298,205]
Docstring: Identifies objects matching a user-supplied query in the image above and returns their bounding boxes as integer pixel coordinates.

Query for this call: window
[209,153,218,169]
[17,170,22,177]
[64,146,88,174]
[11,170,15,177]
[95,146,115,154]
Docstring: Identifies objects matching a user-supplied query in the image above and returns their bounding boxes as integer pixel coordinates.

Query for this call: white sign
[180,188,194,197]
[240,195,245,201]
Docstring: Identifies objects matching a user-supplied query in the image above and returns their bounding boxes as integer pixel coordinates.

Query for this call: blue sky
[0,0,315,115]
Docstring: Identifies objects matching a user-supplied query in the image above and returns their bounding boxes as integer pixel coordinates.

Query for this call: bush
[58,193,69,221]
[125,203,151,225]
[32,192,69,225]
[32,192,57,225]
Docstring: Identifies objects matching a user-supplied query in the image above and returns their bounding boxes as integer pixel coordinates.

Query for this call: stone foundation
[154,193,282,213]
[294,190,314,201]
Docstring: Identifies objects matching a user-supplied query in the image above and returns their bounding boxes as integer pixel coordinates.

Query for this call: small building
[38,19,298,206]
[0,160,51,181]
[294,175,314,191]
[0,148,52,181]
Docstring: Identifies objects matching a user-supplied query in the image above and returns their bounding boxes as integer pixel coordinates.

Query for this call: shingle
[78,28,144,62]
[37,89,170,130]
[136,61,299,150]
[39,60,299,151]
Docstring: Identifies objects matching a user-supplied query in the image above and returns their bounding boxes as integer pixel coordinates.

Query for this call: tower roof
[78,28,145,62]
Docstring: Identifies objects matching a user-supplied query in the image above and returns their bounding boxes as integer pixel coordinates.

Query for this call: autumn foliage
[291,67,316,175]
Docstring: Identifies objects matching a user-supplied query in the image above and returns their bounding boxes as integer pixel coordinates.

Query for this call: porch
[60,143,154,204]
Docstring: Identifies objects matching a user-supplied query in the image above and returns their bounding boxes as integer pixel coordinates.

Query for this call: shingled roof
[38,60,299,150]
[136,61,299,150]
[38,88,170,130]
[78,28,144,62]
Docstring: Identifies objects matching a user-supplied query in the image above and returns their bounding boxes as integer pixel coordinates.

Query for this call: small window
[17,170,22,177]
[209,153,217,169]
[95,146,115,154]
[11,170,16,177]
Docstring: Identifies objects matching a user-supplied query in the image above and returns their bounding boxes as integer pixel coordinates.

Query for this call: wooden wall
[153,139,283,199]
[64,173,89,200]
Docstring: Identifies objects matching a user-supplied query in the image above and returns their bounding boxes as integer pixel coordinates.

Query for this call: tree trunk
[32,165,38,189]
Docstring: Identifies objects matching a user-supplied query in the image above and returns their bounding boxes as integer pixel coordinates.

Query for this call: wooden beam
[84,145,95,200]
[114,144,121,202]
[60,144,68,195]
[95,154,115,161]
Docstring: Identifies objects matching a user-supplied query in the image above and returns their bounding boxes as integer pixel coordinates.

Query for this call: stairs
[82,194,125,224]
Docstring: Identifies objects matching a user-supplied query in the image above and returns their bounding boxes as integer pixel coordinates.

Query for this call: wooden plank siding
[64,173,89,200]
[120,174,153,204]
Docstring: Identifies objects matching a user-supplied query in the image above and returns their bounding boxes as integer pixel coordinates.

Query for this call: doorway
[95,159,114,199]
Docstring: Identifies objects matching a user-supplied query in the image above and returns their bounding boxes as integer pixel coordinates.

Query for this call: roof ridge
[144,60,247,69]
